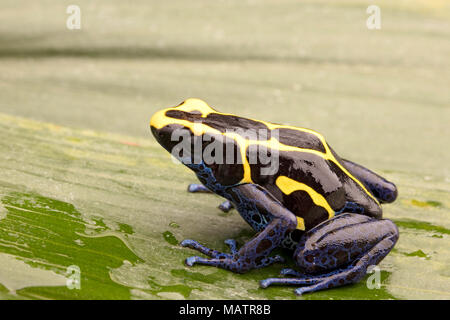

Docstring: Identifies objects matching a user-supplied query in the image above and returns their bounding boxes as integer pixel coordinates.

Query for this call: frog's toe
[185,255,227,267]
[259,279,272,289]
[180,239,198,248]
[294,287,306,296]
[181,239,231,259]
[185,256,201,267]
[224,239,238,253]
[294,283,326,296]
[280,268,303,277]
[187,184,211,193]
[218,201,234,213]
[181,238,206,250]
[259,276,320,289]
[294,285,326,295]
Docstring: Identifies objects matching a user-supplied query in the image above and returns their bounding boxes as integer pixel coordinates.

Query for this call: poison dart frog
[150,98,398,295]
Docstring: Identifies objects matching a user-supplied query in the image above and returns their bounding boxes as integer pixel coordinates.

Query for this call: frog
[150,98,399,295]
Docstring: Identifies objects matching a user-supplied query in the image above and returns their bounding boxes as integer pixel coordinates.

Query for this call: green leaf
[0,0,449,300]
[0,113,448,300]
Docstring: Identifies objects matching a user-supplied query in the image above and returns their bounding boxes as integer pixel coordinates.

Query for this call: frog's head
[150,98,216,154]
[150,99,246,187]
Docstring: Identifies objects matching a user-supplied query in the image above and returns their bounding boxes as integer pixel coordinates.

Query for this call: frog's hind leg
[260,213,399,295]
[187,183,234,212]
[342,159,398,203]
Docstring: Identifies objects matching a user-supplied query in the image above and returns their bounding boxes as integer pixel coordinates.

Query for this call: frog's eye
[175,98,216,116]
[165,109,203,122]
[165,110,187,120]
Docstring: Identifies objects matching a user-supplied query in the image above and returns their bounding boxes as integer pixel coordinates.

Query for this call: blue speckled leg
[181,183,297,273]
[260,213,399,295]
[181,217,295,273]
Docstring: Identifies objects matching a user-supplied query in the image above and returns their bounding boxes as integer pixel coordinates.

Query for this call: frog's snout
[150,109,169,144]
[151,120,188,154]
[150,125,161,141]
[150,123,171,149]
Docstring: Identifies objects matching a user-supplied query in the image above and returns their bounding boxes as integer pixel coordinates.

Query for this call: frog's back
[225,116,380,232]
[246,127,379,231]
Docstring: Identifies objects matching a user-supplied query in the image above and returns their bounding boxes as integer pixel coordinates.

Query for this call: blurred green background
[0,0,449,299]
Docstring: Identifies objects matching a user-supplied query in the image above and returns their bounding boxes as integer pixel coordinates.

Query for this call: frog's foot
[185,254,284,273]
[180,216,295,273]
[187,184,211,193]
[218,201,234,213]
[261,264,366,295]
[181,238,284,272]
[261,213,399,295]
[181,238,238,256]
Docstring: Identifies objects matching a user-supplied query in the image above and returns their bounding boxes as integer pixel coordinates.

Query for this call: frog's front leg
[181,184,298,273]
[181,218,289,272]
[260,213,399,295]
